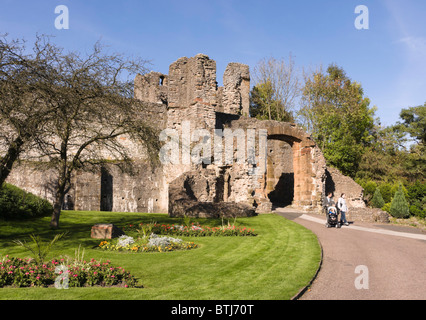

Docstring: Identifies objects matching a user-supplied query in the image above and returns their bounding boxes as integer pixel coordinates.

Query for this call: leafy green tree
[396,104,426,182]
[371,188,385,208]
[389,184,410,218]
[298,64,376,177]
[250,80,294,122]
[397,103,426,145]
[356,124,408,182]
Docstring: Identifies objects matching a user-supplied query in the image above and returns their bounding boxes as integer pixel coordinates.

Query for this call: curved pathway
[275,208,426,300]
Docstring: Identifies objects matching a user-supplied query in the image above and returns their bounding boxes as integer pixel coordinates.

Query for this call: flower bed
[0,255,138,288]
[123,222,257,237]
[98,234,198,253]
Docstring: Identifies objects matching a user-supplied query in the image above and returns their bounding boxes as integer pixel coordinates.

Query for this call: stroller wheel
[325,223,330,228]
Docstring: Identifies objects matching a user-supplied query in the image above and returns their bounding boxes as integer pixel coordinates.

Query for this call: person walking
[337,193,349,226]
[323,192,334,215]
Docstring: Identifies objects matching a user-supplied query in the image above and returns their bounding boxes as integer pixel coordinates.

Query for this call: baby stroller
[325,206,341,228]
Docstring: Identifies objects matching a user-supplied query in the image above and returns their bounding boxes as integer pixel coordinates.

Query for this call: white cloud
[398,36,426,57]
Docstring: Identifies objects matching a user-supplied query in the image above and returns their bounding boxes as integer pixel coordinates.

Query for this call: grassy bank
[0,211,321,300]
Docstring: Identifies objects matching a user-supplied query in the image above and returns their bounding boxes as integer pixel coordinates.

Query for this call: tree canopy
[298,64,376,177]
[0,35,160,228]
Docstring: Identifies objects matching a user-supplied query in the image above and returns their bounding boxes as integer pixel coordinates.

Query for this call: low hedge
[0,183,53,220]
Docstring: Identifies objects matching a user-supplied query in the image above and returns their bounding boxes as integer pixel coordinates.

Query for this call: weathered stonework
[222,63,250,116]
[168,167,256,218]
[4,54,379,222]
[325,167,365,208]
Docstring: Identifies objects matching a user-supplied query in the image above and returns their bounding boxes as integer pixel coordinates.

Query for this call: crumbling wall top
[134,54,251,128]
[134,71,168,104]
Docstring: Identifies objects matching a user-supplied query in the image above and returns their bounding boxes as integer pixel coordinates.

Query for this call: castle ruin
[6,54,387,221]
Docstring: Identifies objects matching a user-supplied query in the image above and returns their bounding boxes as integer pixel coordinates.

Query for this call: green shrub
[378,183,393,203]
[363,180,377,199]
[390,182,408,199]
[0,183,53,220]
[409,205,424,218]
[382,202,391,213]
[408,197,426,219]
[407,181,426,218]
[389,184,410,219]
[406,181,426,201]
[371,188,385,208]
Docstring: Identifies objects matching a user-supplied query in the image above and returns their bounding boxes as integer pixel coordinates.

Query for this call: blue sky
[1,0,425,126]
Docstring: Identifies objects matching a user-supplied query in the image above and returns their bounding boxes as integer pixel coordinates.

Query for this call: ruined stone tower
[135,54,250,130]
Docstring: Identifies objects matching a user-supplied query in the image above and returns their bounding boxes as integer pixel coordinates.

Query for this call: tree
[298,64,376,177]
[356,125,408,182]
[40,42,160,229]
[397,103,426,145]
[357,104,426,184]
[0,35,59,186]
[250,80,293,122]
[0,35,160,229]
[371,188,385,209]
[250,55,300,122]
[395,104,426,182]
[389,183,410,219]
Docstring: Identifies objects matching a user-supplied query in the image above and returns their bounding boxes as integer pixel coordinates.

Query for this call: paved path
[275,208,426,300]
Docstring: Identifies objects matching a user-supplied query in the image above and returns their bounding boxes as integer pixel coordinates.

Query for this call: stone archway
[225,119,327,212]
[263,121,326,210]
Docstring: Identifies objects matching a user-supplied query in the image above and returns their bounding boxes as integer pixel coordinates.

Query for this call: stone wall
[5,99,168,213]
[134,72,168,105]
[6,161,167,213]
[346,208,390,223]
[168,167,256,218]
[5,164,58,205]
[325,167,365,208]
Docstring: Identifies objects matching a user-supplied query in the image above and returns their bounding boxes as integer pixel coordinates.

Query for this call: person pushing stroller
[323,192,334,214]
[323,192,341,228]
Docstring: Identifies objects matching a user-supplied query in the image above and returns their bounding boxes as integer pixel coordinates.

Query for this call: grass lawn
[0,211,321,300]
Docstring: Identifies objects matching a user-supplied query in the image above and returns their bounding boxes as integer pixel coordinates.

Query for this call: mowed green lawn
[0,211,321,300]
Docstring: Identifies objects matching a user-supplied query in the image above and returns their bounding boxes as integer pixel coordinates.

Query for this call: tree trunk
[50,203,62,229]
[50,182,66,229]
[0,136,24,187]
